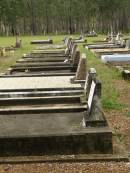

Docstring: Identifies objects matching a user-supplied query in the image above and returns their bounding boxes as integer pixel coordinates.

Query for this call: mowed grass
[0,35,64,72]
[0,35,128,111]
[79,36,127,111]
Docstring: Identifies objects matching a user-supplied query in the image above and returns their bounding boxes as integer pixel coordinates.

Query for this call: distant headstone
[71,44,77,61]
[0,48,6,57]
[126,39,130,49]
[122,70,130,80]
[73,49,80,66]
[15,35,22,48]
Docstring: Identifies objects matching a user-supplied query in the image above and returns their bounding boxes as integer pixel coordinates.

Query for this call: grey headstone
[126,39,130,49]
[75,54,87,80]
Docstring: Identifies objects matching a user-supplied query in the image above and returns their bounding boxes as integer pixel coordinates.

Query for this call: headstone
[110,36,115,44]
[0,48,6,57]
[70,44,77,61]
[15,35,22,48]
[72,49,80,66]
[121,39,125,47]
[122,70,130,80]
[64,37,68,45]
[116,66,124,73]
[65,38,73,55]
[84,78,103,127]
[65,44,77,64]
[115,33,120,45]
[84,68,96,94]
[126,39,130,49]
[75,54,87,80]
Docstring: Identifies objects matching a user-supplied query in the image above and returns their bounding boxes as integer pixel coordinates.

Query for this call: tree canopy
[0,0,129,35]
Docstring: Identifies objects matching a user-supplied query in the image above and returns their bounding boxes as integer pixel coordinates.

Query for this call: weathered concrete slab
[25,53,68,58]
[0,90,84,98]
[21,57,66,62]
[0,95,82,106]
[10,65,75,70]
[30,39,53,44]
[36,45,66,50]
[73,39,87,43]
[12,62,70,67]
[32,49,65,54]
[101,54,130,64]
[92,40,108,44]
[0,76,81,91]
[0,112,112,156]
[0,112,111,138]
[8,66,77,75]
[86,44,124,50]
[91,48,130,58]
[0,104,87,114]
[1,73,76,77]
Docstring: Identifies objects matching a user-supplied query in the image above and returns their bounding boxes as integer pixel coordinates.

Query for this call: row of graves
[85,33,130,80]
[0,37,128,163]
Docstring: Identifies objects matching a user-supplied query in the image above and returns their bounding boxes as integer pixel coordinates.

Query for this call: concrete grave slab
[0,76,81,91]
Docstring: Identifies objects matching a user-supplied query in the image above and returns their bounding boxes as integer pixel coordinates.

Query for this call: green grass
[128,153,130,158]
[102,100,126,110]
[0,35,65,72]
[125,112,130,117]
[0,35,129,110]
[79,37,128,110]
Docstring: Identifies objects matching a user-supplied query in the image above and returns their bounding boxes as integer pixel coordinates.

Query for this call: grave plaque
[88,81,96,113]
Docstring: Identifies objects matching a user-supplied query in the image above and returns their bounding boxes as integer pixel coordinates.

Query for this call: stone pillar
[75,53,87,80]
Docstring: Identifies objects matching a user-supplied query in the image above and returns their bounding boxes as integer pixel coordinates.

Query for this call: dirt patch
[114,80,130,107]
[103,79,130,151]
